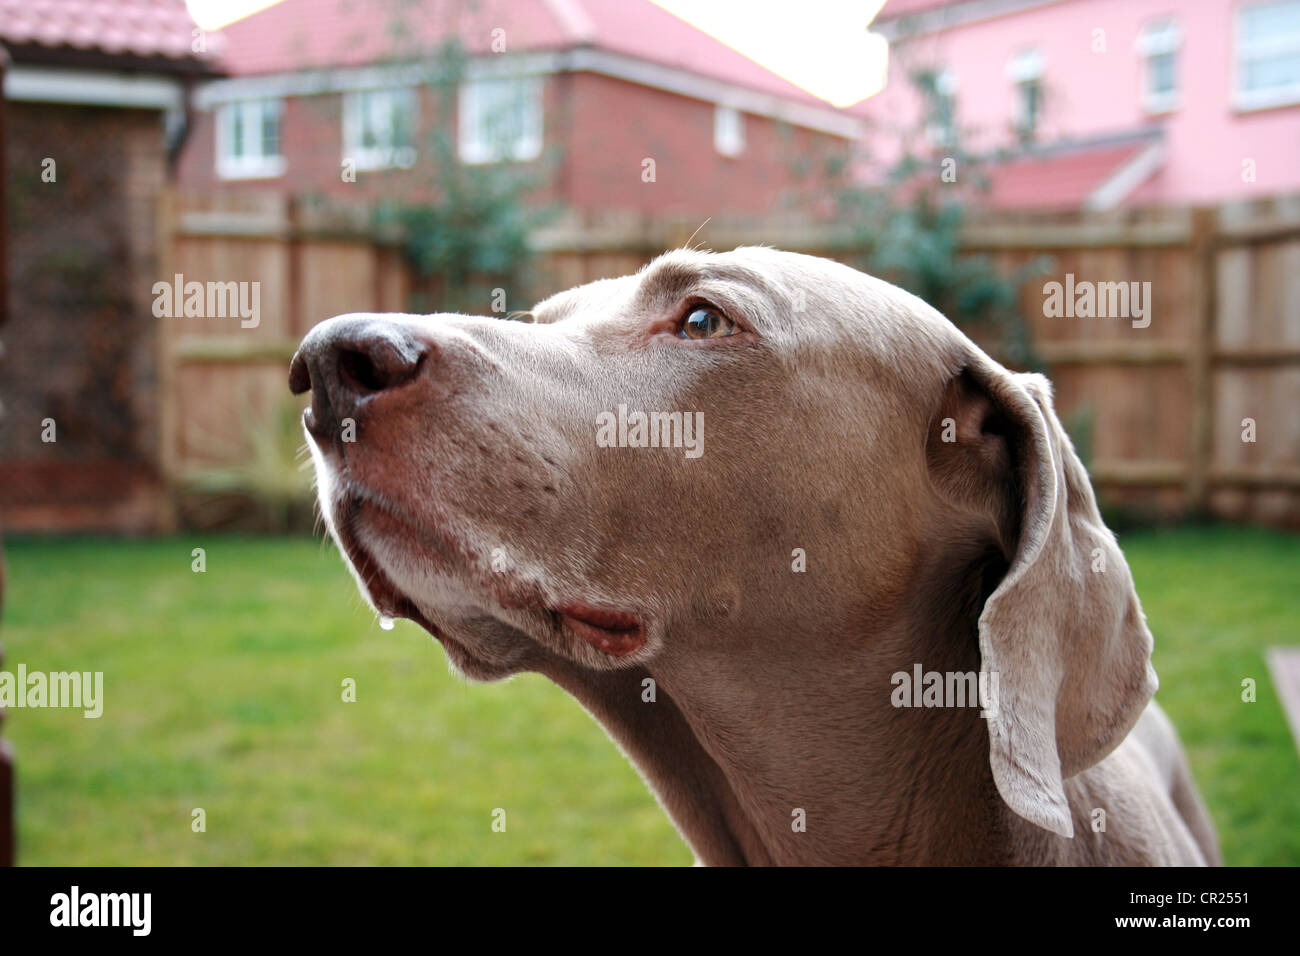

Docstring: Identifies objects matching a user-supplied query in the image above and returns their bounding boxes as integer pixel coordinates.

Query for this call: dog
[289,247,1220,866]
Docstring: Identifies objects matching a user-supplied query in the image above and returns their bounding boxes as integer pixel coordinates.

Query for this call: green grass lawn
[1,526,1297,865]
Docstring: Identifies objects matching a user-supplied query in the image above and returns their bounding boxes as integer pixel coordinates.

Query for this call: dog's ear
[926,359,1158,838]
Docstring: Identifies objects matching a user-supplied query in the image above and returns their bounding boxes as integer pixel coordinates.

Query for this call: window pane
[232,106,245,158]
[398,90,415,148]
[260,102,280,158]
[1245,52,1300,89]
[714,105,743,155]
[362,92,378,149]
[1017,79,1040,133]
[486,83,524,153]
[936,92,954,129]
[461,77,540,162]
[356,90,415,156]
[1241,0,1300,43]
[1149,52,1176,95]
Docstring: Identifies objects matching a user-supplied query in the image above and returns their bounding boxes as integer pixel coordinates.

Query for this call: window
[458,76,543,164]
[1015,80,1042,139]
[922,69,957,147]
[1138,19,1181,113]
[1007,49,1044,140]
[1236,0,1300,109]
[216,99,285,180]
[343,88,417,170]
[714,105,745,157]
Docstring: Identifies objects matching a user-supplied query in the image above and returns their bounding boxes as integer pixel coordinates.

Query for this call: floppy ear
[926,358,1158,838]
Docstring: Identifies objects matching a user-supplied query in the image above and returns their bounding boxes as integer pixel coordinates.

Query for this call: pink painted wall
[868,0,1300,204]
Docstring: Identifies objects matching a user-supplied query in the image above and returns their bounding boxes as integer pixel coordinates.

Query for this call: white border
[4,65,183,109]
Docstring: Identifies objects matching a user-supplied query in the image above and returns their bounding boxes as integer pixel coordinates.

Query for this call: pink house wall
[870,0,1300,203]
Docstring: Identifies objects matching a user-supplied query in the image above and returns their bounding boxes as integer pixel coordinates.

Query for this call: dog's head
[291,247,1155,839]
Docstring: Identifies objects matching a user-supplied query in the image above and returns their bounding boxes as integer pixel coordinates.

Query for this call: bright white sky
[651,0,889,106]
[185,0,890,107]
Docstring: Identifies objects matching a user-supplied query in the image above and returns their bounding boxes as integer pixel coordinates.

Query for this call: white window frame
[1006,48,1044,83]
[458,76,543,164]
[713,104,745,157]
[1007,49,1044,137]
[342,87,418,171]
[215,98,286,180]
[1235,0,1300,111]
[1137,19,1181,114]
[924,69,958,147]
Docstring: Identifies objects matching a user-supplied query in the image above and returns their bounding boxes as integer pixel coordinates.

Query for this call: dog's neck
[542,545,1029,865]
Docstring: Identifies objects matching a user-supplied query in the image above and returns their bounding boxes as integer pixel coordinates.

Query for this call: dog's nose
[289,315,428,436]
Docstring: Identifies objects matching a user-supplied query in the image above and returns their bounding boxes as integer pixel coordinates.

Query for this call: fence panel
[158,191,1300,528]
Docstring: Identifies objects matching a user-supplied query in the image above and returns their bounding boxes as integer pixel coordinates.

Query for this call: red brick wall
[177,89,451,204]
[559,72,845,216]
[0,102,166,532]
[175,72,848,216]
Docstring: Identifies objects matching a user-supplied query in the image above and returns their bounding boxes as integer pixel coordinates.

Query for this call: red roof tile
[984,142,1149,209]
[0,0,219,63]
[214,0,845,110]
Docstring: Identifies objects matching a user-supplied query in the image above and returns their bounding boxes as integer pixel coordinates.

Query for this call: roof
[0,0,220,69]
[214,0,847,111]
[982,136,1162,209]
[874,0,958,20]
[872,0,1068,35]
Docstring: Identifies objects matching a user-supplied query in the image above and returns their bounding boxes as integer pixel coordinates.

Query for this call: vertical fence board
[1188,208,1217,511]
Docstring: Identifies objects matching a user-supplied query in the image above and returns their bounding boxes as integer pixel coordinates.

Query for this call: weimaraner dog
[290,247,1220,866]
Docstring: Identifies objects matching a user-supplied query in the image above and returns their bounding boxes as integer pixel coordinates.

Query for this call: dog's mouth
[331,505,441,637]
[554,604,646,656]
[330,492,648,660]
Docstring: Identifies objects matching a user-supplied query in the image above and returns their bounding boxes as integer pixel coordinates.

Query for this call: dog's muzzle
[289,314,428,441]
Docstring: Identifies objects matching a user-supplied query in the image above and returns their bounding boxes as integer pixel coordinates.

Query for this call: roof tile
[213,0,844,111]
[0,0,219,63]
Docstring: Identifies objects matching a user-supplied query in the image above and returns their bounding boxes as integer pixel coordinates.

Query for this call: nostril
[336,339,426,394]
[290,316,427,420]
[338,348,387,393]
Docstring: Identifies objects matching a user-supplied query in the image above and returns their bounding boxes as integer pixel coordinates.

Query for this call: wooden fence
[158,190,1300,528]
[972,199,1300,526]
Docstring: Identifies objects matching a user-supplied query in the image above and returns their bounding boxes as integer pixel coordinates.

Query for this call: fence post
[287,194,304,337]
[1187,207,1218,513]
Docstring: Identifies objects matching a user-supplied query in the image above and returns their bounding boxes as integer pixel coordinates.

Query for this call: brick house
[176,0,866,217]
[868,0,1300,208]
[0,0,219,531]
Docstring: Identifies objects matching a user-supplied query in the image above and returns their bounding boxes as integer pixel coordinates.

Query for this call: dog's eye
[679,305,736,340]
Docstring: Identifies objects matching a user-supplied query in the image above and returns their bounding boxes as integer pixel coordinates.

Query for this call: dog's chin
[321,485,658,679]
[321,498,531,682]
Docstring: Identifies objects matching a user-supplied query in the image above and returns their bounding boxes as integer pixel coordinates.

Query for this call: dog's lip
[337,489,650,658]
[335,517,436,631]
[555,603,646,656]
[327,495,445,643]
